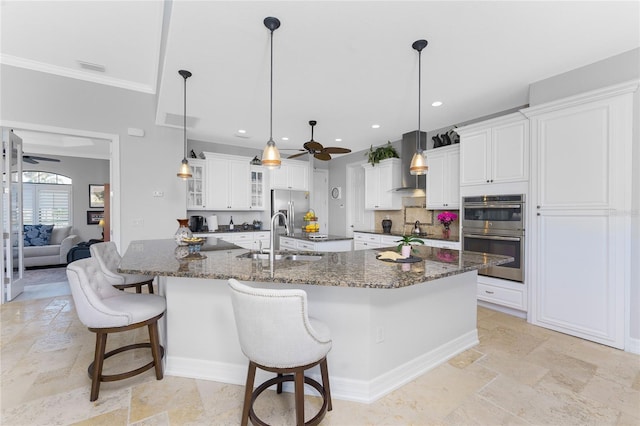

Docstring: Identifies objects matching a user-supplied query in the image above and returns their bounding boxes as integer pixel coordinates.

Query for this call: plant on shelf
[395,235,424,256]
[366,142,399,166]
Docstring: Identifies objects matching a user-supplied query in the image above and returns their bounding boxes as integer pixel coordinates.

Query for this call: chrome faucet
[269,212,288,278]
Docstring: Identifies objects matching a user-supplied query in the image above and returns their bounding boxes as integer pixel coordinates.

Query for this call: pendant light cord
[269,27,274,142]
[417,48,422,152]
[183,73,187,159]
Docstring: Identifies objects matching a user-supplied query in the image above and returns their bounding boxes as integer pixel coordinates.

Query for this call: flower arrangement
[437,211,458,230]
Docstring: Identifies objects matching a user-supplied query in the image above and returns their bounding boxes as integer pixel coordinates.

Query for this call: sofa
[23,225,80,267]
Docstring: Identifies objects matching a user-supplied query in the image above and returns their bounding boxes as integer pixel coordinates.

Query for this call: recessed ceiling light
[335,138,342,142]
[281,137,289,141]
[432,101,443,107]
[371,124,380,129]
[237,129,246,134]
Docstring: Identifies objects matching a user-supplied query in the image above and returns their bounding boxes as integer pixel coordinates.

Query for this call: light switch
[152,191,164,197]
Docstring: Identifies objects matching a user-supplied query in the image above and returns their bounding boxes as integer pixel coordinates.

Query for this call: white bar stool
[66,257,166,401]
[228,278,333,426]
[90,241,155,293]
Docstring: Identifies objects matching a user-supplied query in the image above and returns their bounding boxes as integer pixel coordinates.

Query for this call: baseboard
[165,329,479,404]
[626,336,640,354]
[478,300,527,319]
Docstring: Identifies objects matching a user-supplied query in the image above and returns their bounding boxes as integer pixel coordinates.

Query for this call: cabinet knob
[537,205,540,209]
[537,213,540,216]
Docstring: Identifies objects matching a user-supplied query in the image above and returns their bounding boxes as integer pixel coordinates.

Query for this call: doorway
[346,161,372,237]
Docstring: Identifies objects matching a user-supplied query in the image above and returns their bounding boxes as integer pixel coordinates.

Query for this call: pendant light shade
[177,69,193,180]
[409,39,428,176]
[262,16,281,169]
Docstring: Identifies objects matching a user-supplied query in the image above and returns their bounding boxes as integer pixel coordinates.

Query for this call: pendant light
[261,16,281,169]
[409,39,429,176]
[177,69,193,179]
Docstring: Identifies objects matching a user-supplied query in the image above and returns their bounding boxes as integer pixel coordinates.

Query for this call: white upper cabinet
[458,113,529,186]
[270,159,309,191]
[206,154,251,210]
[362,158,401,210]
[186,159,207,210]
[426,145,460,209]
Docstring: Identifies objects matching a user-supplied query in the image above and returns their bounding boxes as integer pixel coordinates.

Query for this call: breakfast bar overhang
[119,239,512,403]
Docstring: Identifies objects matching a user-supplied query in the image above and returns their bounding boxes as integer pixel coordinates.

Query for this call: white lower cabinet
[476,276,525,312]
[354,232,461,250]
[280,236,352,252]
[353,232,382,250]
[194,231,270,251]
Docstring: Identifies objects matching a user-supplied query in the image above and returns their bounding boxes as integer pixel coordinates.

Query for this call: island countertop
[119,238,512,289]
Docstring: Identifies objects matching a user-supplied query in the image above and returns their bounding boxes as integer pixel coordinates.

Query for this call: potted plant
[395,235,424,257]
[366,142,399,166]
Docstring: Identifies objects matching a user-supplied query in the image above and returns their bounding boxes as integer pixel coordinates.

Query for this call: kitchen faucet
[269,212,288,278]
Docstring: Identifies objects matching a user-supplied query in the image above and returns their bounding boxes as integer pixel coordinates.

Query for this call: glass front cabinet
[187,159,206,210]
[250,166,265,210]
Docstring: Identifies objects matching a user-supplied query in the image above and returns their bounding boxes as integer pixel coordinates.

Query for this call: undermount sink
[283,254,323,261]
[236,252,323,262]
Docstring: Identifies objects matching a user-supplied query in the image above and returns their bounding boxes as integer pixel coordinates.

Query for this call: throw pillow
[24,224,54,246]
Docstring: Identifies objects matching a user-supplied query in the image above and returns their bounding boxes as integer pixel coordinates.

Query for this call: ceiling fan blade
[22,157,38,164]
[25,155,60,162]
[303,141,323,152]
[287,152,308,159]
[314,152,331,161]
[323,147,352,154]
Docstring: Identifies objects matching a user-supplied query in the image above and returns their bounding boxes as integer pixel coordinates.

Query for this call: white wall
[1,64,186,250]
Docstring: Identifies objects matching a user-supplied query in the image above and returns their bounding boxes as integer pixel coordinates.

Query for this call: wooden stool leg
[241,361,257,426]
[276,373,284,394]
[135,285,142,294]
[147,281,154,294]
[295,369,305,426]
[320,358,332,411]
[148,321,163,379]
[91,331,108,402]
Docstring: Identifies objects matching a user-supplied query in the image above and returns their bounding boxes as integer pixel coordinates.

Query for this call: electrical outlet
[132,219,143,227]
[375,326,384,343]
[152,191,164,197]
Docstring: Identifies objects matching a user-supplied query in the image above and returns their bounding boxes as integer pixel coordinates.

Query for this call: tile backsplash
[374,197,460,240]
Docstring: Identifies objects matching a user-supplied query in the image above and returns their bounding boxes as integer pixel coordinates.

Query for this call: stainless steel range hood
[393,130,426,195]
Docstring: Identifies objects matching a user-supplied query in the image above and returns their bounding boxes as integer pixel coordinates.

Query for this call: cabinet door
[460,129,490,185]
[445,148,460,208]
[186,159,206,210]
[533,211,623,348]
[270,165,289,189]
[377,162,396,209]
[287,162,309,191]
[207,158,230,209]
[228,160,250,210]
[426,151,446,208]
[492,120,528,183]
[250,168,265,210]
[363,166,379,209]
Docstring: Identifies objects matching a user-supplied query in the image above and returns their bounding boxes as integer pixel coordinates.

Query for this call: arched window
[21,171,73,226]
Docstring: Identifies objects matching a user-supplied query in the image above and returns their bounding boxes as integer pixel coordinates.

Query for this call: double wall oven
[462,195,525,283]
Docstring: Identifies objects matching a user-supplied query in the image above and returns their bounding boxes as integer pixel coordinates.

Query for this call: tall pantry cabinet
[523,82,637,349]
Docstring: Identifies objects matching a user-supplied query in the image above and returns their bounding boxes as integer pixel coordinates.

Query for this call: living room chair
[228,278,333,426]
[66,257,166,401]
[90,241,155,293]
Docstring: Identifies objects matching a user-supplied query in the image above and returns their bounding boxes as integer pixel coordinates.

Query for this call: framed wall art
[89,184,105,208]
[86,210,104,225]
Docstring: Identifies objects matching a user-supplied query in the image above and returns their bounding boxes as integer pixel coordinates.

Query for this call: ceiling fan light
[177,158,192,179]
[409,150,428,175]
[262,139,281,169]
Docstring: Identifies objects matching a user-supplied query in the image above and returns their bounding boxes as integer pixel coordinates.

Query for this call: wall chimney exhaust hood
[393,131,427,195]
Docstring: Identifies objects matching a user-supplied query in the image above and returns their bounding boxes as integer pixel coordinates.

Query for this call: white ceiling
[2,1,639,157]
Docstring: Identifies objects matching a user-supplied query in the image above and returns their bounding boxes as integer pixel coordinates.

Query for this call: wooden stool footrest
[88,342,165,382]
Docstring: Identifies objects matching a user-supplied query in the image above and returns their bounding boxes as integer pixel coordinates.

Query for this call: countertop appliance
[271,189,309,249]
[207,215,218,232]
[189,215,205,232]
[462,194,525,282]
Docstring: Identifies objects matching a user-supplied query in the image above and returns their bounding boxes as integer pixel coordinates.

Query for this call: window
[21,172,72,226]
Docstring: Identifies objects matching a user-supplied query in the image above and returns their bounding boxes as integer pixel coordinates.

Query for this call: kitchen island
[119,239,511,403]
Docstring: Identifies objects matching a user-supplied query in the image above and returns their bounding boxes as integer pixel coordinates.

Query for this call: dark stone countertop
[118,238,511,289]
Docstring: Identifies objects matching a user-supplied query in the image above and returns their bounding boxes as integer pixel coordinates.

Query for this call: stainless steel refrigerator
[271,189,309,244]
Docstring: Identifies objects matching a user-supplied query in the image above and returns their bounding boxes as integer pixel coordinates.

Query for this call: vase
[401,245,411,258]
[382,216,392,234]
[442,224,451,240]
[174,219,192,246]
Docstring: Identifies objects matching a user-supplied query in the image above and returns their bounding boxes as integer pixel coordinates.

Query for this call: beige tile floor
[1,283,639,425]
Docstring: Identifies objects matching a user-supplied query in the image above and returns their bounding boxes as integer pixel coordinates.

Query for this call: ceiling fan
[2,148,61,165]
[287,120,351,161]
